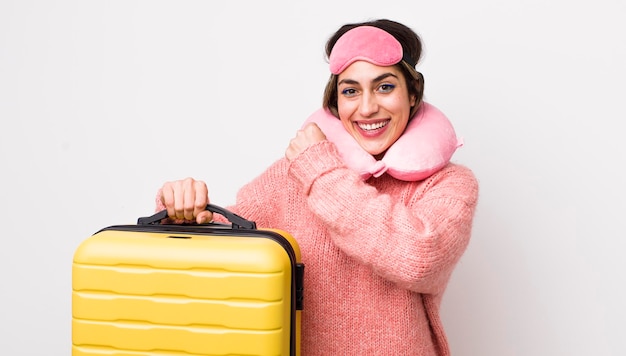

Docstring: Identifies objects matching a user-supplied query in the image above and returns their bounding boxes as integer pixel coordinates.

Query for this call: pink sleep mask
[303,102,463,181]
[329,26,405,74]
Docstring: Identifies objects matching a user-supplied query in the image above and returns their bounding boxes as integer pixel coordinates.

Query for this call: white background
[1,1,625,355]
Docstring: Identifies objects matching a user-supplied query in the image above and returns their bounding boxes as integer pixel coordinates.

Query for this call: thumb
[196,211,214,224]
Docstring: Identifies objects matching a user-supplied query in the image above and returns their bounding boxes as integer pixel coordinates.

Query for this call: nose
[359,92,378,117]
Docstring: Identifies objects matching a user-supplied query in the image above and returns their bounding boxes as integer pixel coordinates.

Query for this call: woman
[157,19,479,355]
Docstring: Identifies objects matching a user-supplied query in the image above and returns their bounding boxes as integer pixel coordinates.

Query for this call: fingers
[285,138,300,162]
[160,183,176,219]
[160,177,209,222]
[285,123,327,161]
[181,179,195,221]
[193,181,209,218]
[306,122,327,141]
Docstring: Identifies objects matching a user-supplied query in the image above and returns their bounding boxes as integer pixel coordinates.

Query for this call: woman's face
[336,60,416,157]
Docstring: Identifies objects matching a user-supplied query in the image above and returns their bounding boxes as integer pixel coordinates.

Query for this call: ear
[410,95,417,107]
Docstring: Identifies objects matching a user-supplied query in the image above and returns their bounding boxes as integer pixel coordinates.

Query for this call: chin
[356,138,390,157]
[364,147,387,158]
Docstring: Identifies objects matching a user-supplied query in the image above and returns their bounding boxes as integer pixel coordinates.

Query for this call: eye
[378,83,396,93]
[340,88,358,97]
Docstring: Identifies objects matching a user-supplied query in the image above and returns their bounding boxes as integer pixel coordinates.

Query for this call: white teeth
[358,121,388,131]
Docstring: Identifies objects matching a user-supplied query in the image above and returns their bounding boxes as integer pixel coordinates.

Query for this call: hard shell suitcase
[72,204,304,356]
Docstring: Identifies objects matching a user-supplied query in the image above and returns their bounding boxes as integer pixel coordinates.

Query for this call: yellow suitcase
[72,204,304,356]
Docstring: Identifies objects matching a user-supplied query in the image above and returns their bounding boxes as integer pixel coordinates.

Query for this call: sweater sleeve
[229,141,347,228]
[288,141,479,295]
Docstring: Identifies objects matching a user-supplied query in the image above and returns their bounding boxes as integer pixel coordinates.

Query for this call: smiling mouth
[357,120,389,131]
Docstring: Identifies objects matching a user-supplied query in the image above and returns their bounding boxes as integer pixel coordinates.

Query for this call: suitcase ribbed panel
[72,319,282,355]
[73,229,295,356]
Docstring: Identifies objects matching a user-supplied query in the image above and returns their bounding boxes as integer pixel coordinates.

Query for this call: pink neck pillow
[302,102,463,181]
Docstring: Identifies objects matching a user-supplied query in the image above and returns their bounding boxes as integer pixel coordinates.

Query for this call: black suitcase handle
[137,204,257,230]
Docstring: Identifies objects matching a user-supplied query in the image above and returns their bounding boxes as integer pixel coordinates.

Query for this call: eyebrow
[338,72,399,86]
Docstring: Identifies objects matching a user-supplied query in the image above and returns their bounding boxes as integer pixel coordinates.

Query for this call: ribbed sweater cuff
[288,141,345,194]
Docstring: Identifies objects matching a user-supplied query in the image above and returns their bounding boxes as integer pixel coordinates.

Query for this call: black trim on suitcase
[93,204,303,356]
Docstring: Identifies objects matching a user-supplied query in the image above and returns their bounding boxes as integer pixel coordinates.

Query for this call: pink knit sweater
[157,140,478,355]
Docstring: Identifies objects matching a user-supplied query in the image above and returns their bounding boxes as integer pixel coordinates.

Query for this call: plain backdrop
[1,1,625,355]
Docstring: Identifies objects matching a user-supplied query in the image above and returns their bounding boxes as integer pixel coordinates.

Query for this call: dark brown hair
[322,19,425,119]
